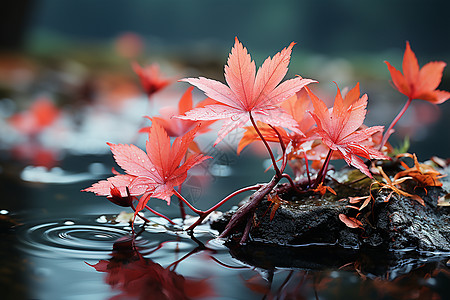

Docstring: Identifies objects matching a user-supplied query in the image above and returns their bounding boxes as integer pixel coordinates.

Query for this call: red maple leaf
[132,62,172,97]
[82,122,211,213]
[308,83,390,177]
[87,238,216,299]
[177,37,316,145]
[139,87,217,152]
[385,41,450,104]
[9,97,60,136]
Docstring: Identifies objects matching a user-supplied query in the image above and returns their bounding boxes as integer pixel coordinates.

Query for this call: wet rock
[226,241,449,279]
[215,166,450,252]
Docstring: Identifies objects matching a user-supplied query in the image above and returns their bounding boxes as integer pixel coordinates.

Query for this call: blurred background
[1,0,449,167]
[0,2,449,298]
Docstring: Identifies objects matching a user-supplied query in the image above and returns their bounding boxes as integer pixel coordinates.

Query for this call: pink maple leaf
[139,87,217,152]
[307,83,390,177]
[82,122,211,214]
[176,37,316,145]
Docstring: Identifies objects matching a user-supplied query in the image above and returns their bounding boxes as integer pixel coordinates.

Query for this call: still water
[2,153,450,300]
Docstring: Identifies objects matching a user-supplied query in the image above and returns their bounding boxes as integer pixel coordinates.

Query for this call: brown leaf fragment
[267,194,288,221]
[339,214,363,229]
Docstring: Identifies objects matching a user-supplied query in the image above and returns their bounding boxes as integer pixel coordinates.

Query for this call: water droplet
[151,168,156,172]
[64,220,75,225]
[96,216,107,223]
[0,209,8,215]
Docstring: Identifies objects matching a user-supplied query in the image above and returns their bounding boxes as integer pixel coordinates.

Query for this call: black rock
[215,165,450,253]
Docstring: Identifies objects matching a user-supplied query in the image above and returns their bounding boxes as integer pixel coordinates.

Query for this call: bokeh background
[1,0,449,166]
[1,2,449,299]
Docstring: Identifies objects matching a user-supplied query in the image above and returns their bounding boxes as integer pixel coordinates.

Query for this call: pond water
[1,153,450,300]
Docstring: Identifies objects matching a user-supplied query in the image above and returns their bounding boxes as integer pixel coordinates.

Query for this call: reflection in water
[8,214,450,299]
[85,226,450,300]
[87,234,216,300]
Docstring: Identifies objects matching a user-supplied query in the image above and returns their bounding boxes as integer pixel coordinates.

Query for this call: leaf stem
[220,175,280,241]
[303,151,312,187]
[131,202,152,223]
[268,124,288,172]
[379,97,413,150]
[314,149,333,188]
[144,205,176,225]
[177,185,187,220]
[186,184,262,231]
[172,189,204,215]
[281,173,304,194]
[249,112,282,178]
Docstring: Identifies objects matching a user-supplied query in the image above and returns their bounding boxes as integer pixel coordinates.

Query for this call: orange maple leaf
[371,166,425,206]
[385,41,450,104]
[177,37,316,145]
[394,153,446,188]
[307,83,390,178]
[267,194,288,221]
[312,182,337,196]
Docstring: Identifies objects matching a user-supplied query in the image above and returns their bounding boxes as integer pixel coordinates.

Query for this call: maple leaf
[139,87,217,152]
[132,62,172,97]
[88,238,216,299]
[371,166,424,206]
[82,122,211,213]
[312,182,336,196]
[307,83,390,178]
[9,97,60,136]
[107,185,134,207]
[394,153,446,188]
[385,41,450,104]
[237,89,319,156]
[177,37,316,145]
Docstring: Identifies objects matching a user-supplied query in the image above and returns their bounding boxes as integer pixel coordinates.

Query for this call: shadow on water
[1,153,450,299]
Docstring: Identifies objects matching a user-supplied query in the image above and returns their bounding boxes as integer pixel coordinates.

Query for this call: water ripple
[16,219,134,259]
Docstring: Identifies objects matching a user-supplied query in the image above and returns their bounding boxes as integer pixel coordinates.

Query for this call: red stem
[172,189,204,215]
[314,149,333,188]
[177,185,186,220]
[268,124,288,172]
[303,151,312,187]
[281,173,304,194]
[186,184,262,231]
[144,205,176,225]
[379,97,413,150]
[219,175,280,240]
[131,202,152,223]
[249,113,282,178]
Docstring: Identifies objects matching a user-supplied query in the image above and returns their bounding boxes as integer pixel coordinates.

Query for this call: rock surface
[213,165,450,253]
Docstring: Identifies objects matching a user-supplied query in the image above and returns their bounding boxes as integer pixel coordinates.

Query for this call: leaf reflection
[86,234,215,300]
[87,231,450,300]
